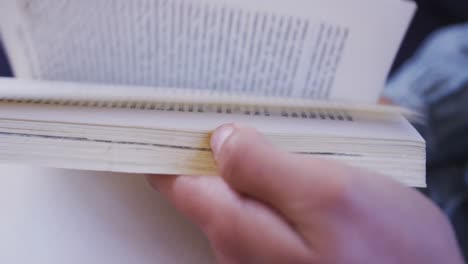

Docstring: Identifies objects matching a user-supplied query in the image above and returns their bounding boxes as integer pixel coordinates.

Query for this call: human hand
[379,97,394,105]
[147,124,463,264]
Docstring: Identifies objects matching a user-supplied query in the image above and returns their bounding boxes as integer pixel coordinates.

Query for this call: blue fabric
[0,41,12,77]
[385,23,468,163]
[385,23,468,113]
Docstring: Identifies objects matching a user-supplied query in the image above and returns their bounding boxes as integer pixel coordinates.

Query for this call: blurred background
[1,0,468,261]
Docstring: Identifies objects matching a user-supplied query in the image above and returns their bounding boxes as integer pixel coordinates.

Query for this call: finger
[210,124,359,221]
[147,175,228,229]
[147,175,312,263]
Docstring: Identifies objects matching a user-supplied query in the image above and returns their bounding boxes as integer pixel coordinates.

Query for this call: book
[0,165,215,263]
[0,0,424,186]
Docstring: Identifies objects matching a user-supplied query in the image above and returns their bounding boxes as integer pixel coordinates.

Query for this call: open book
[0,0,424,187]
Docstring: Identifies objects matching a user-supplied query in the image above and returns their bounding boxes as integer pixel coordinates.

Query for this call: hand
[147,124,463,264]
[379,97,394,105]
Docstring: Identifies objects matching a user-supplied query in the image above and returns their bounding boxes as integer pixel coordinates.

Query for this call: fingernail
[211,124,234,159]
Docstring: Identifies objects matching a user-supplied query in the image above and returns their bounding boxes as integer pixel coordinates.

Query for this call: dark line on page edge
[0,132,361,157]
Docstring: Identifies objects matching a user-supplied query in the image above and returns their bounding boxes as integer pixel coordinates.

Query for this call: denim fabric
[385,24,468,260]
[0,41,12,77]
[385,23,468,164]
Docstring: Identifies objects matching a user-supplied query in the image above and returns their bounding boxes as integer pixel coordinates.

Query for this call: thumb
[210,124,357,221]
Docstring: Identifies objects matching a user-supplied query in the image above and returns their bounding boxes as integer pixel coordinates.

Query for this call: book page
[0,78,425,186]
[0,97,426,186]
[0,89,424,148]
[0,77,423,142]
[0,99,426,186]
[0,0,415,103]
[0,165,214,264]
[0,77,417,116]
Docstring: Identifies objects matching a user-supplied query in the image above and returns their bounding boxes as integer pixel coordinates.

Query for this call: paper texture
[0,77,417,119]
[0,165,214,264]
[0,0,415,103]
[0,1,423,262]
[0,81,426,186]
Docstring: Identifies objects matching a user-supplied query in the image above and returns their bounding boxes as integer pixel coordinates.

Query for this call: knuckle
[319,173,356,211]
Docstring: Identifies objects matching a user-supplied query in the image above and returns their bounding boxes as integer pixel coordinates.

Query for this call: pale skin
[147,124,464,264]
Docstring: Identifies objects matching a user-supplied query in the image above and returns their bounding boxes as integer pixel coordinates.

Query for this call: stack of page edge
[0,78,425,187]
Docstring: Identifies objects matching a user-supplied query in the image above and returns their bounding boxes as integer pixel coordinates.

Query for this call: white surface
[0,164,214,263]
[0,0,415,103]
